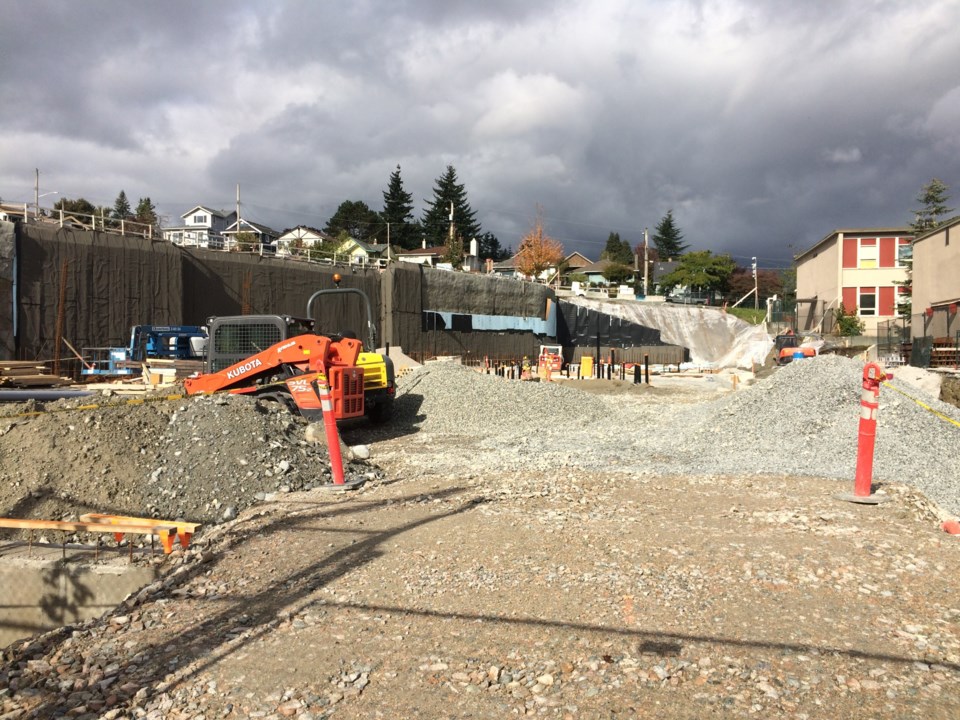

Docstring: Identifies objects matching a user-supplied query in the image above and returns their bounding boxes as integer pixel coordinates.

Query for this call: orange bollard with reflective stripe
[313,377,346,485]
[836,362,891,505]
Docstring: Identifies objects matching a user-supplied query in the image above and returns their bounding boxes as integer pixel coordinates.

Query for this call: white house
[163,206,236,248]
[276,225,334,257]
[338,238,389,266]
[222,218,281,251]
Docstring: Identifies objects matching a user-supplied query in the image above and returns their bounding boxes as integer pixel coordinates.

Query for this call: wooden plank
[0,518,177,535]
[7,375,73,387]
[79,513,201,534]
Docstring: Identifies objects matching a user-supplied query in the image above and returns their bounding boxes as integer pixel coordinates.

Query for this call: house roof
[225,218,280,237]
[564,251,592,268]
[794,227,912,262]
[180,205,234,220]
[578,259,612,274]
[913,215,960,245]
[277,225,332,241]
[490,254,518,269]
[342,239,388,254]
[397,245,447,257]
[651,261,679,282]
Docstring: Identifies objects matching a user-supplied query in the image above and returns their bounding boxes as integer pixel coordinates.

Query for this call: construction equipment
[183,288,395,423]
[538,344,564,373]
[774,331,822,365]
[80,326,207,376]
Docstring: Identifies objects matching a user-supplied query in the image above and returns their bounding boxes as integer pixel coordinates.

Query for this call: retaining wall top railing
[9,203,156,240]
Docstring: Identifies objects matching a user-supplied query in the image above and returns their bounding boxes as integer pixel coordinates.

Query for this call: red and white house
[795,228,912,333]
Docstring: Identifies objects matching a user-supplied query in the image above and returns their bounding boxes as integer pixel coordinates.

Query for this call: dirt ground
[2,378,960,719]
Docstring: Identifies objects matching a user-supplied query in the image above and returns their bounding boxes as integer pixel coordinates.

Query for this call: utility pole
[752,256,758,310]
[34,168,39,219]
[448,201,455,242]
[643,228,650,297]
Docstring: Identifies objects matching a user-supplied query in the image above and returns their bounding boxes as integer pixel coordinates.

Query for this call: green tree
[111,190,132,221]
[600,232,634,265]
[323,200,380,242]
[233,231,257,252]
[898,179,953,318]
[53,197,96,218]
[379,165,421,249]
[652,210,688,260]
[135,197,158,226]
[443,235,465,269]
[659,250,736,294]
[602,262,633,285]
[421,165,481,244]
[477,231,508,261]
[911,178,953,235]
[834,303,865,336]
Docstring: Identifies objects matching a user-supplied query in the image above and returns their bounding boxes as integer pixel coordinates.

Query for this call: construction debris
[0,360,73,388]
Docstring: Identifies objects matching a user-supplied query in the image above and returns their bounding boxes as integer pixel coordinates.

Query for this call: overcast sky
[2,0,958,268]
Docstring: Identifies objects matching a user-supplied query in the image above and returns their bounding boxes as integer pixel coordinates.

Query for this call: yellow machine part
[356,351,388,391]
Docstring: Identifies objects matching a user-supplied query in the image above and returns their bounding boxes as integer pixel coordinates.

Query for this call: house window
[193,214,207,224]
[858,287,877,316]
[858,238,878,269]
[897,238,912,267]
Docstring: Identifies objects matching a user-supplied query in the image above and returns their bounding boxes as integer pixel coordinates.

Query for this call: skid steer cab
[183,310,395,424]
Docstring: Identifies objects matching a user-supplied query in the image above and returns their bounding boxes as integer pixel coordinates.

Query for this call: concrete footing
[0,542,158,648]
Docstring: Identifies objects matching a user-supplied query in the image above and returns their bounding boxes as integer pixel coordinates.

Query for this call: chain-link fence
[876,317,910,366]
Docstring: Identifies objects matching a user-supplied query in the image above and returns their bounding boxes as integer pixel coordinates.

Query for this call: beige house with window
[795,228,912,333]
[911,216,960,340]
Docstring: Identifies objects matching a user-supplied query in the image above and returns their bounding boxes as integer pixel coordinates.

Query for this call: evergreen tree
[897,178,954,318]
[600,231,634,265]
[135,197,158,226]
[652,210,688,259]
[443,234,465,269]
[379,165,421,250]
[111,190,132,220]
[421,165,481,244]
[911,178,953,235]
[477,231,508,261]
[323,200,380,242]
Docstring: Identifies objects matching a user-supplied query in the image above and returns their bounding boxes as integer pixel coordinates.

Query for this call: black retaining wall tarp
[0,221,15,359]
[557,301,664,348]
[14,224,183,360]
[180,250,382,345]
[384,263,555,359]
[7,225,677,367]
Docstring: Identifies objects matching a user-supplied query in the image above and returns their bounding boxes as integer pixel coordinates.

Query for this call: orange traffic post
[311,377,365,491]
[835,362,891,505]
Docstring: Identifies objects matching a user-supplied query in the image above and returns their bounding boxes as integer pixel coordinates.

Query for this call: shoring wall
[5,226,674,368]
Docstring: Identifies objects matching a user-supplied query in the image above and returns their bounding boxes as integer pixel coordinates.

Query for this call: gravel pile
[392,355,960,515]
[0,393,380,526]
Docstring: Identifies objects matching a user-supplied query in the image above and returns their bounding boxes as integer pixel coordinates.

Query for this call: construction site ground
[2,366,960,719]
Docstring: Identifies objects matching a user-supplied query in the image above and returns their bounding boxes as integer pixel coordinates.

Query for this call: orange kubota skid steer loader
[182,288,395,423]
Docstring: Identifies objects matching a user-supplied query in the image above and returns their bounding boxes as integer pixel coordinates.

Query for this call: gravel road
[377,355,960,516]
[1,354,959,719]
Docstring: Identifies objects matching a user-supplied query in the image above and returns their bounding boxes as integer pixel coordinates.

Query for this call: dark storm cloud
[2,0,959,266]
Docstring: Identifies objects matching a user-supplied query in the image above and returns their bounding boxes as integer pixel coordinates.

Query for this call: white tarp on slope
[567,298,773,369]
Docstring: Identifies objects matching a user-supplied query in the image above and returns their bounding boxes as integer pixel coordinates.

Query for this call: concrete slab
[0,542,158,648]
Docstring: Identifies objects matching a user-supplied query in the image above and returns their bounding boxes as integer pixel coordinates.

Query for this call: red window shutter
[842,238,858,268]
[879,286,895,316]
[879,237,896,267]
[842,287,857,311]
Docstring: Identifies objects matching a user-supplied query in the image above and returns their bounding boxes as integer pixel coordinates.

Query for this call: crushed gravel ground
[1,354,960,719]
